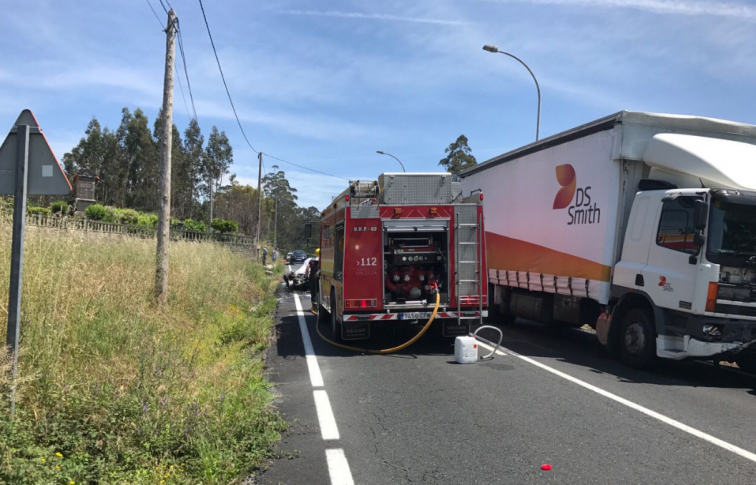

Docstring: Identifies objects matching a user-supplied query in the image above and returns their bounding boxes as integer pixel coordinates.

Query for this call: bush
[27,206,51,216]
[211,218,239,234]
[84,203,107,221]
[137,213,158,227]
[117,208,140,225]
[50,201,69,215]
[182,218,207,233]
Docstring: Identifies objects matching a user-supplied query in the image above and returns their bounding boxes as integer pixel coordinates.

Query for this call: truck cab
[609,134,756,370]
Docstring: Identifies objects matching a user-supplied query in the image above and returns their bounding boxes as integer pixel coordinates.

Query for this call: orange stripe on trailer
[486,232,612,283]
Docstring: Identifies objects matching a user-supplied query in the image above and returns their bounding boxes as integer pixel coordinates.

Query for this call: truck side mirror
[693,200,708,230]
[304,222,312,240]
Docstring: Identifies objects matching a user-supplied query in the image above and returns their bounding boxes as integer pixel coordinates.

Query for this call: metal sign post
[6,125,29,415]
[0,110,71,414]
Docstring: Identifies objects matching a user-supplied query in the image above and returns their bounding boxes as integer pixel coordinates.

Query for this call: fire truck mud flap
[342,320,370,340]
[443,321,469,337]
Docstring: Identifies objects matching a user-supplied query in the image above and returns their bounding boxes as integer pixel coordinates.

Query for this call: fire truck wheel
[331,294,343,342]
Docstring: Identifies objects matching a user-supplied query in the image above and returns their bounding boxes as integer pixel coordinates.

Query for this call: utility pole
[273,194,278,248]
[155,8,177,304]
[255,152,263,261]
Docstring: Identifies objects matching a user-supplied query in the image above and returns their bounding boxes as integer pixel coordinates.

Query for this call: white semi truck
[461,111,756,370]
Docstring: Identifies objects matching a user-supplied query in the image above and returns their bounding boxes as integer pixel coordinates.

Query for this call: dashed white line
[325,449,355,485]
[314,390,341,440]
[293,294,355,485]
[293,294,324,387]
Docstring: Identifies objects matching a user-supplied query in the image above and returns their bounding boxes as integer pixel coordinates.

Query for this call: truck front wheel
[331,294,342,342]
[619,308,656,369]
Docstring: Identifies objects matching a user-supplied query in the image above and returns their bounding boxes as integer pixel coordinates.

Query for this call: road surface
[258,288,756,484]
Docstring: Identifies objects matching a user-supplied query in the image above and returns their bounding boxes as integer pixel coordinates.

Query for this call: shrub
[27,206,51,216]
[211,218,239,233]
[50,201,69,215]
[84,203,107,221]
[182,218,207,233]
[118,208,140,225]
[137,213,158,227]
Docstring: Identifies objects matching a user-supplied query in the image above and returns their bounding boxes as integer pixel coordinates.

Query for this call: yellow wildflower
[56,466,60,470]
[55,452,63,458]
[40,458,46,462]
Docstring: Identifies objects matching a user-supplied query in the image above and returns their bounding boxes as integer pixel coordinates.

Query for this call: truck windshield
[707,200,756,263]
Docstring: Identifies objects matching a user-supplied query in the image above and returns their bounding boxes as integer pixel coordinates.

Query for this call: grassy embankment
[0,214,284,484]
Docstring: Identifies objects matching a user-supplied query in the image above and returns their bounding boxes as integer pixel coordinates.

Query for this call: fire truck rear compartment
[383,231,449,307]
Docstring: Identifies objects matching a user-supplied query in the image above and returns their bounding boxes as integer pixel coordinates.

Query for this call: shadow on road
[500,319,756,393]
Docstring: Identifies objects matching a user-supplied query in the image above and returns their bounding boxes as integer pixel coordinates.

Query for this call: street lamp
[482,44,541,141]
[376,150,406,172]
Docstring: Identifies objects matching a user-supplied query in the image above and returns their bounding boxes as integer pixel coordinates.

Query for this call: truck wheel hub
[624,322,646,355]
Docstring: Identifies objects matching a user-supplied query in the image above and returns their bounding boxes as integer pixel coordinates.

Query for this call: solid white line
[314,389,340,440]
[325,449,355,485]
[504,347,756,464]
[294,294,324,387]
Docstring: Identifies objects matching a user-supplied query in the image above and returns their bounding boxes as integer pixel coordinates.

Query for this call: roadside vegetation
[0,215,284,484]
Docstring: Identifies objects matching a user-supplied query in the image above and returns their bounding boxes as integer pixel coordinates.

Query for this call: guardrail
[22,214,256,253]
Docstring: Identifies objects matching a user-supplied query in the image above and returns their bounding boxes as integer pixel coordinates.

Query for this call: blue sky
[2,0,755,209]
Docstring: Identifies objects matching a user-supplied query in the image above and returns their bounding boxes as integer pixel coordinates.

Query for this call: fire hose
[315,285,441,354]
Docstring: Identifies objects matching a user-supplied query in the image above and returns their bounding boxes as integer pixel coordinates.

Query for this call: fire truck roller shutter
[383,220,449,232]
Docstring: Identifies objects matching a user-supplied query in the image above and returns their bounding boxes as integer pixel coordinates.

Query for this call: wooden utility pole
[255,152,263,261]
[155,8,177,304]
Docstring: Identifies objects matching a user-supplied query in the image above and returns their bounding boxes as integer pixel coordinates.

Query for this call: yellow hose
[315,291,441,354]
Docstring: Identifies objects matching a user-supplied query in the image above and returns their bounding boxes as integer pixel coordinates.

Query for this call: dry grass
[0,213,283,484]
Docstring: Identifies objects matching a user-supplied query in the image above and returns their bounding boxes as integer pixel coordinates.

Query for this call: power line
[157,0,169,14]
[175,64,191,120]
[197,0,258,154]
[144,0,163,27]
[263,152,349,181]
[176,22,198,120]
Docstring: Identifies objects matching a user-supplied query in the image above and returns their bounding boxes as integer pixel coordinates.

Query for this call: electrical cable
[175,64,191,120]
[196,0,353,182]
[176,23,198,120]
[157,0,169,14]
[315,287,441,354]
[144,0,163,26]
[197,0,258,154]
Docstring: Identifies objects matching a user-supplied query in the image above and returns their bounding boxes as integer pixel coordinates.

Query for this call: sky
[2,0,755,209]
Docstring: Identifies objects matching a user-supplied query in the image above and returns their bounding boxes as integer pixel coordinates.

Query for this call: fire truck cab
[318,173,488,341]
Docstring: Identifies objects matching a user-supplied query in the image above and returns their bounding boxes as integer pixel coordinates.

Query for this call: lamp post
[376,150,406,172]
[482,44,541,141]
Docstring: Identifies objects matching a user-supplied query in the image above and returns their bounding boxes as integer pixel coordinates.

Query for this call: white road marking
[292,294,356,485]
[294,294,324,387]
[503,346,756,464]
[325,449,355,485]
[314,389,341,440]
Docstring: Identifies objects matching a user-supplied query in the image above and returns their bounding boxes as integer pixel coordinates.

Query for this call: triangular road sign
[0,109,72,195]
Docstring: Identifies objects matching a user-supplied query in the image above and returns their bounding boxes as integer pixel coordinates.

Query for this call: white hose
[473,325,503,360]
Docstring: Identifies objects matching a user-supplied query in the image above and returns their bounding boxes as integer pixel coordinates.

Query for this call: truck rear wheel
[735,353,756,375]
[330,294,342,342]
[619,308,656,369]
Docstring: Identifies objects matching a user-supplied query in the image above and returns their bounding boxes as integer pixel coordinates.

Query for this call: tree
[438,134,476,174]
[183,119,204,219]
[203,126,234,223]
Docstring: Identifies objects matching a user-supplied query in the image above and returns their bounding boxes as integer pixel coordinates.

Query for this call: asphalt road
[259,288,756,484]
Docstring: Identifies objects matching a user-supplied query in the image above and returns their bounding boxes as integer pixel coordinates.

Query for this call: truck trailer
[318,173,488,341]
[461,111,756,370]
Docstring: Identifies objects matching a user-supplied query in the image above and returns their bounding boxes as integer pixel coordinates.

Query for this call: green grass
[0,213,284,484]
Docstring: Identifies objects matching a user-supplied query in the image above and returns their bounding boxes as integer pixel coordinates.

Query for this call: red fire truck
[317,173,488,341]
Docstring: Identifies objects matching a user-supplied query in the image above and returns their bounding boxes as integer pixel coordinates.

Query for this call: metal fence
[23,214,257,254]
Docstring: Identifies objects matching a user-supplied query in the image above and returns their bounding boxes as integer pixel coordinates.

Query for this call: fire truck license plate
[400,312,432,320]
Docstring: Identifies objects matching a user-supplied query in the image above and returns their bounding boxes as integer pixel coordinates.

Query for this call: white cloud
[274,9,470,26]
[484,0,756,21]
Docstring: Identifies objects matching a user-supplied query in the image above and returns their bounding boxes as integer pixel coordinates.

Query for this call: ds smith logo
[553,164,601,225]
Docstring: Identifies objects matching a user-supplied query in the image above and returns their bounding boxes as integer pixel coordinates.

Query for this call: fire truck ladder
[454,205,484,329]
